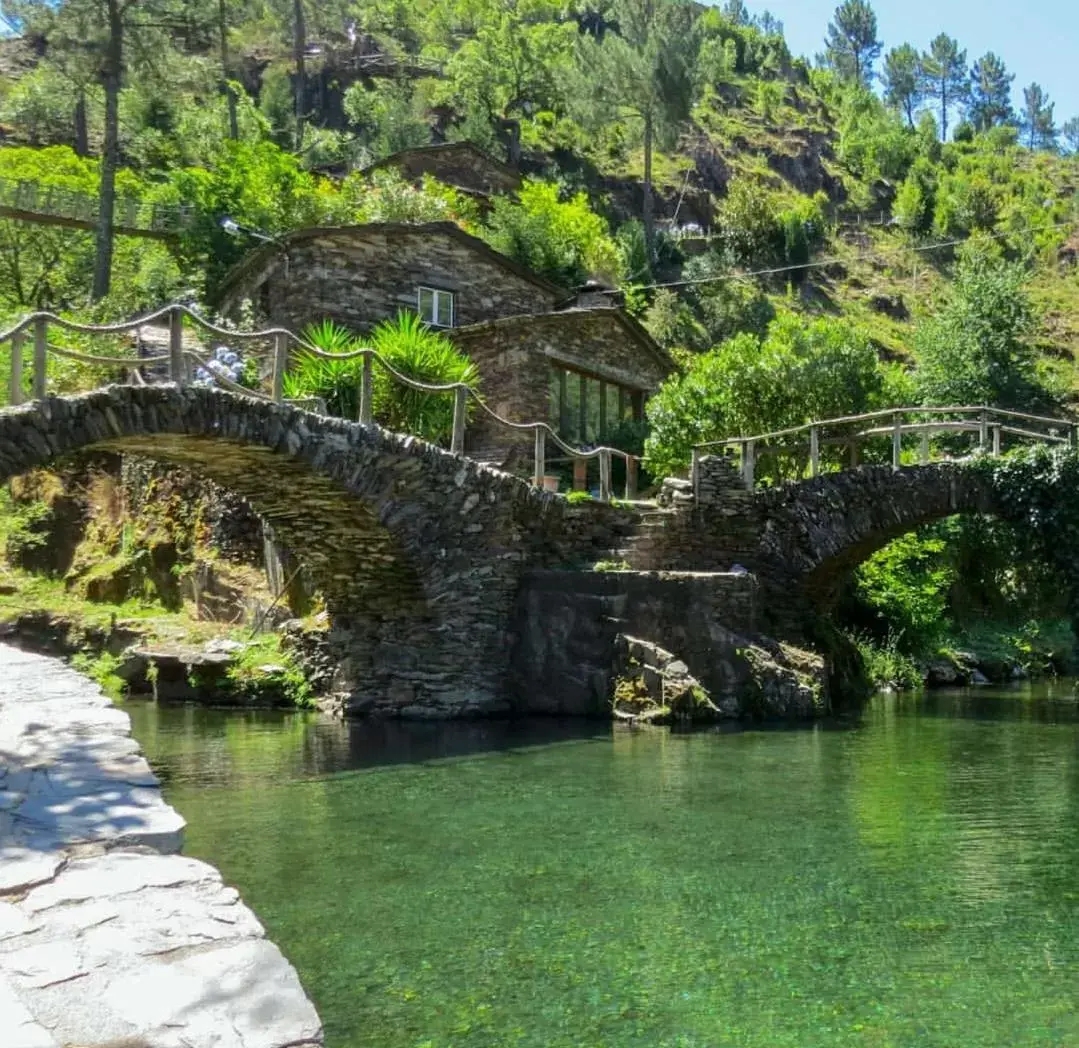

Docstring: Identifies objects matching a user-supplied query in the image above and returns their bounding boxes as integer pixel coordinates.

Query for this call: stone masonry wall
[453,308,672,455]
[218,225,562,334]
[373,144,523,196]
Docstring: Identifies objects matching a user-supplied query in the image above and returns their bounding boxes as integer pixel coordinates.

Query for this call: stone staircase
[590,478,697,571]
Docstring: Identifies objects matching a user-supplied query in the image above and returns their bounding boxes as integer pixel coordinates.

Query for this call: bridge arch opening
[0,386,542,716]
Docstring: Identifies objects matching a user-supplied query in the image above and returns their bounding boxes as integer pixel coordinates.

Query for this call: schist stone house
[360,142,524,201]
[215,221,672,465]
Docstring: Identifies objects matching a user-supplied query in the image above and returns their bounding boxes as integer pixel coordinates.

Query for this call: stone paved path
[0,645,323,1047]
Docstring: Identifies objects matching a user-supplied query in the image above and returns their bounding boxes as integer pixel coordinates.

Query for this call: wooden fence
[0,304,639,501]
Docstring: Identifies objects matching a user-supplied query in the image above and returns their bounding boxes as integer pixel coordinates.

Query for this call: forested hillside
[1,0,1079,682]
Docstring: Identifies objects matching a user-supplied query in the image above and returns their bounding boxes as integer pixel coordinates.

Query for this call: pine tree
[920,34,968,141]
[578,0,699,262]
[1020,83,1057,151]
[967,52,1014,131]
[1062,117,1079,155]
[823,0,882,85]
[882,44,921,126]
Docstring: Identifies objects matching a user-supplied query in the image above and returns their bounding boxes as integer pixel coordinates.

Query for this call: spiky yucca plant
[282,313,479,447]
[283,319,366,419]
[370,311,479,446]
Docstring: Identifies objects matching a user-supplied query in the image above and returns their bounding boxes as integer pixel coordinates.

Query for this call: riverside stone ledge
[0,645,323,1048]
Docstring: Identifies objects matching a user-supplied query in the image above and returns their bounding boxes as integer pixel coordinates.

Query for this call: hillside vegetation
[1,0,1079,683]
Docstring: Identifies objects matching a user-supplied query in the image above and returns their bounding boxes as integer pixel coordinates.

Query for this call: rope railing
[0,303,640,502]
[692,406,1078,490]
[0,175,194,236]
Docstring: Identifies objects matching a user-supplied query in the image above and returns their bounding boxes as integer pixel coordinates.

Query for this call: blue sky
[743,0,1079,125]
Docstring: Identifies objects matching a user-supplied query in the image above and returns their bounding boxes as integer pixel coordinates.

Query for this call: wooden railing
[0,304,639,501]
[692,406,1077,491]
[0,176,193,239]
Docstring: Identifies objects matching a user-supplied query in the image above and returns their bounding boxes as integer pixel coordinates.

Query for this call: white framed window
[417,286,455,328]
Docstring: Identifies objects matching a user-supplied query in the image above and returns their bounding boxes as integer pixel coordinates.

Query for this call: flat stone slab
[0,646,323,1047]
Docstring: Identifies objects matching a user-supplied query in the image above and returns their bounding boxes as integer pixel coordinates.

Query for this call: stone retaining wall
[510,568,767,716]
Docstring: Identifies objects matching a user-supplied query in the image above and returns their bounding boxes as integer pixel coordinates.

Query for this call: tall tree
[823,0,881,86]
[721,0,749,25]
[218,0,239,140]
[882,43,921,126]
[1062,116,1079,155]
[1020,82,1057,151]
[577,0,698,263]
[967,52,1014,131]
[291,0,306,152]
[920,34,967,141]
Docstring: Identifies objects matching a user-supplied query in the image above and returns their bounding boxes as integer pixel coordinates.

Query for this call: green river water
[127,684,1079,1048]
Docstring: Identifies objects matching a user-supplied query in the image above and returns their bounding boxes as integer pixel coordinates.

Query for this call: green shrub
[644,313,892,479]
[483,179,622,288]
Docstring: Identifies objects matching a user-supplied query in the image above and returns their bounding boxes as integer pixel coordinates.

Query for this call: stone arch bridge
[0,385,633,717]
[643,454,1045,637]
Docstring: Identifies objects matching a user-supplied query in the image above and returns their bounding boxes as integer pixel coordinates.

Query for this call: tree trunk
[292,0,306,152]
[642,109,655,267]
[92,0,123,302]
[219,0,238,140]
[940,81,948,141]
[74,90,89,156]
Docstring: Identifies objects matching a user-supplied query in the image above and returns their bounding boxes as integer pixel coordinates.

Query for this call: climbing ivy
[974,445,1079,623]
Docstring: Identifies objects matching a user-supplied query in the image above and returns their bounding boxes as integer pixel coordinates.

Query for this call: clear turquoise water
[127,685,1079,1048]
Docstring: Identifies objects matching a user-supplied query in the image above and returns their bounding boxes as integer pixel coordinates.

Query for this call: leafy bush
[370,312,479,445]
[483,179,622,288]
[283,320,366,420]
[644,313,892,478]
[330,171,480,228]
[916,249,1050,412]
[848,632,922,689]
[856,530,955,652]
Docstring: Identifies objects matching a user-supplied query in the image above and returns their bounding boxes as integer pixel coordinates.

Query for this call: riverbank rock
[611,634,724,723]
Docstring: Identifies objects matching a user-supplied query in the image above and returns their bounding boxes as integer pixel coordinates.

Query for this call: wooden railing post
[358,353,373,424]
[992,424,1001,456]
[598,448,612,502]
[891,412,902,469]
[271,333,288,403]
[573,457,587,491]
[450,384,468,455]
[32,316,47,400]
[979,409,989,450]
[920,430,930,464]
[625,455,638,500]
[9,331,24,406]
[741,439,756,490]
[691,446,700,494]
[168,308,184,385]
[1071,424,1078,452]
[849,440,859,468]
[533,427,545,488]
[809,425,820,477]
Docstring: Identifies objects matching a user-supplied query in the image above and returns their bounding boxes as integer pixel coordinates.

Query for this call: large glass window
[548,364,643,443]
[417,286,455,327]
